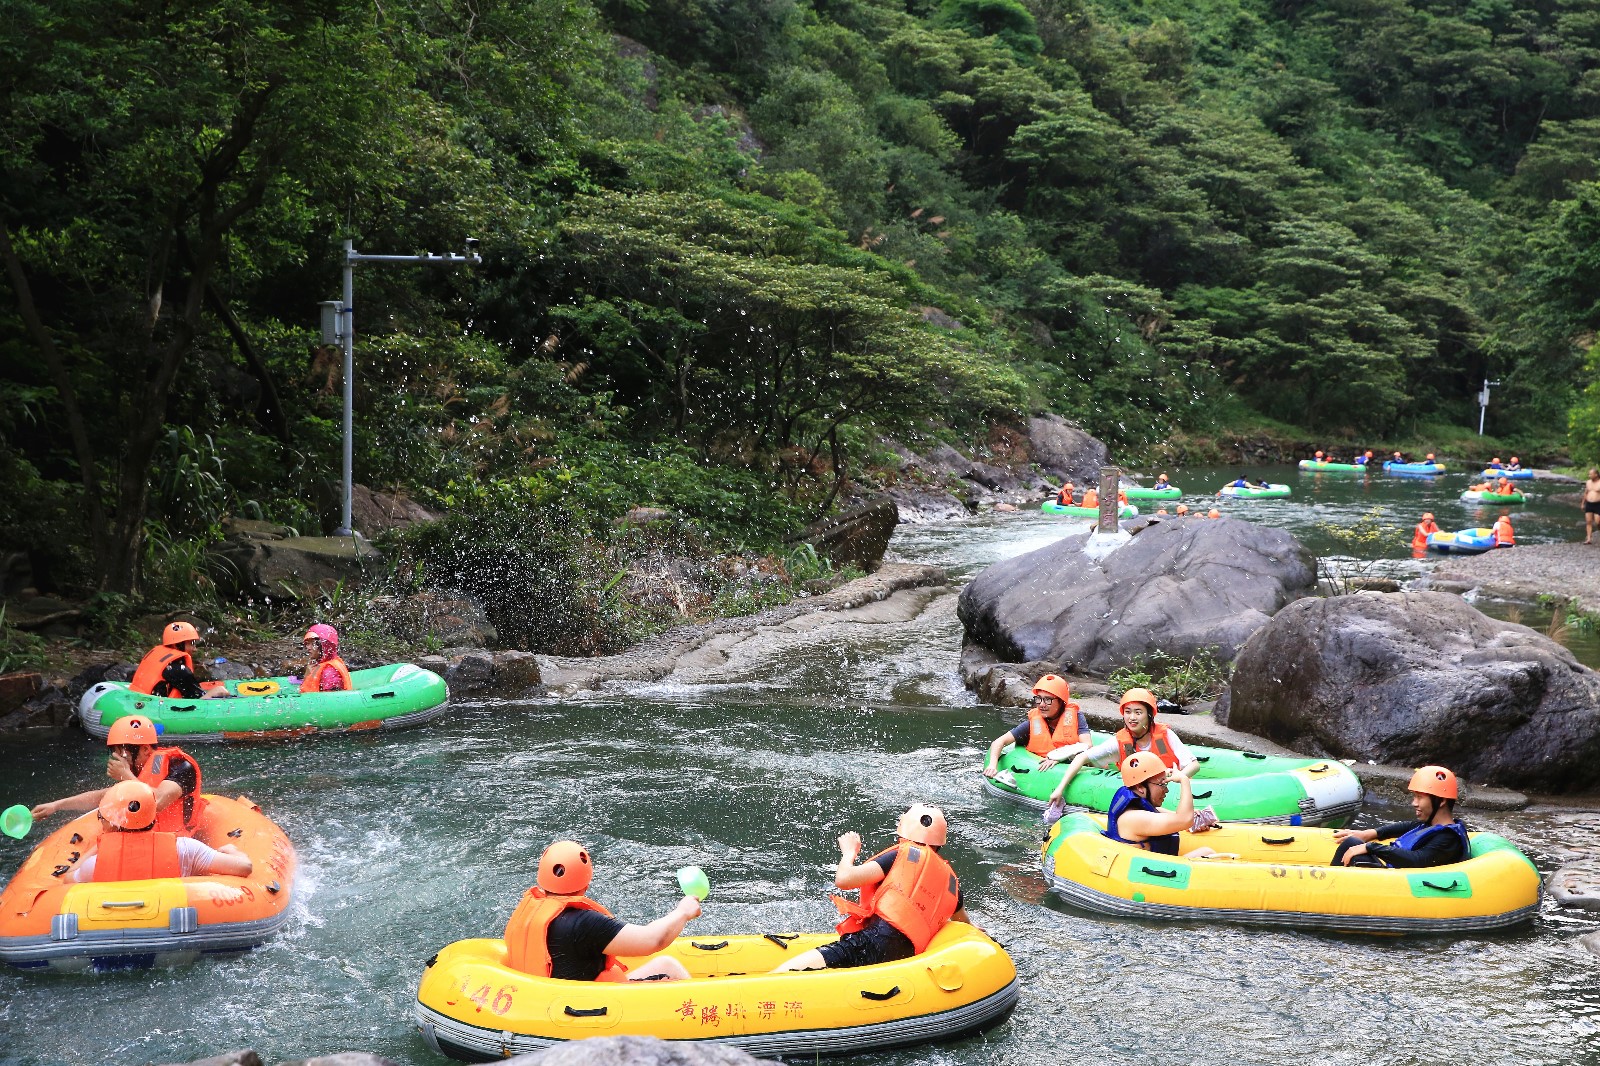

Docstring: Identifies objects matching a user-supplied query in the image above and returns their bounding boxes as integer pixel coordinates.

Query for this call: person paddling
[772,805,971,973]
[502,840,701,982]
[983,674,1090,778]
[1331,766,1469,869]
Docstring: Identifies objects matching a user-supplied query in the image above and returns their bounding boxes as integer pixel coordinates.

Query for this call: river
[2,463,1598,1065]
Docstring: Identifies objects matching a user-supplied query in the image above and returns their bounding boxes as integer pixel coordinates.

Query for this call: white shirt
[72,836,232,882]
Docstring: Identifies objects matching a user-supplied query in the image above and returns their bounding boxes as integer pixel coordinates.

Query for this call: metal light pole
[1477,377,1501,436]
[321,237,481,537]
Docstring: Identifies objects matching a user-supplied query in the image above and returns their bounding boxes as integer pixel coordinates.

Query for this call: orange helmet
[1314,451,1324,458]
[1422,512,1435,521]
[1175,504,1189,515]
[1119,688,1159,718]
[1120,751,1168,788]
[1426,453,1435,460]
[537,840,593,894]
[1408,765,1458,800]
[1207,508,1221,518]
[1511,456,1519,463]
[1031,674,1073,707]
[99,781,157,830]
[162,621,200,647]
[1491,457,1501,463]
[106,716,161,747]
[897,803,948,847]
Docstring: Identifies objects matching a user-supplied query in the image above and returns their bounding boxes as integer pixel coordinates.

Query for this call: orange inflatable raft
[0,794,295,972]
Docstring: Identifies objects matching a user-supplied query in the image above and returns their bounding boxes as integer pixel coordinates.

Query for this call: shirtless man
[1585,469,1600,544]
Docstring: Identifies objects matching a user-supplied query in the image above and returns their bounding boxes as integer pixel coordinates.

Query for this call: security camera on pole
[319,237,482,538]
[1477,377,1501,437]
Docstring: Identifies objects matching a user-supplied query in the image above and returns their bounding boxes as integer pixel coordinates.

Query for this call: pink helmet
[304,623,339,656]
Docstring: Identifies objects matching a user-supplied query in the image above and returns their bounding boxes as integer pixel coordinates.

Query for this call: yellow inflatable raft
[415,922,1018,1060]
[0,794,296,971]
[1042,812,1541,934]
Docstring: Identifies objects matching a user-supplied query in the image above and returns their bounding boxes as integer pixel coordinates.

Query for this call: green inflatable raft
[76,663,450,742]
[1296,460,1368,473]
[982,744,1362,827]
[1041,500,1139,518]
[1460,489,1525,504]
[1217,483,1291,499]
[1120,484,1182,501]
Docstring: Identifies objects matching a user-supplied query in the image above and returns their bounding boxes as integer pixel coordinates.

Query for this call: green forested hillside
[1,0,1598,622]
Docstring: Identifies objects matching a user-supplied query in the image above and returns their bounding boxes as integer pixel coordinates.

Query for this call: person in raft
[1053,482,1074,506]
[69,781,252,883]
[982,674,1091,778]
[1101,751,1220,857]
[300,623,353,693]
[1356,450,1373,466]
[1486,456,1504,470]
[1331,766,1469,868]
[772,804,971,973]
[129,620,229,700]
[1227,477,1250,489]
[1411,513,1439,553]
[1154,473,1172,489]
[1044,688,1200,816]
[30,715,205,836]
[1312,450,1325,462]
[1391,450,1405,463]
[503,840,702,982]
[1506,456,1523,471]
[1493,513,1515,547]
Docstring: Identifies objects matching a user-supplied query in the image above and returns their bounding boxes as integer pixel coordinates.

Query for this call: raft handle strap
[1308,764,1331,773]
[1242,752,1267,760]
[691,940,729,951]
[228,828,243,838]
[68,851,79,862]
[51,864,70,877]
[100,900,146,909]
[763,933,800,949]
[69,833,82,845]
[265,880,281,894]
[424,954,438,968]
[1193,790,1214,800]
[1260,836,1296,845]
[372,691,396,699]
[860,986,901,1001]
[1139,866,1179,879]
[564,1006,608,1017]
[1421,880,1461,892]
[1195,755,1210,764]
[170,704,197,713]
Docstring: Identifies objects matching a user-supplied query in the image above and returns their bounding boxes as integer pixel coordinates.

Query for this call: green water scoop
[676,865,710,901]
[2,804,32,840]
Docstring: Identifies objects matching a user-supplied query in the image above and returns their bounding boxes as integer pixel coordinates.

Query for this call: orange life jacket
[1116,722,1181,769]
[136,747,203,835]
[92,831,181,882]
[1025,705,1083,756]
[300,657,353,693]
[832,842,960,954]
[129,646,193,696]
[1493,518,1514,546]
[1080,490,1099,507]
[1411,520,1438,551]
[502,888,629,981]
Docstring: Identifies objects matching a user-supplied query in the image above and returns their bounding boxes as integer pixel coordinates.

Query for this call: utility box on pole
[1097,466,1120,533]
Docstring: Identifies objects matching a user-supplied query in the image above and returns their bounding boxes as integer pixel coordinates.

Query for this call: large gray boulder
[1027,414,1108,484]
[1221,591,1600,793]
[957,516,1315,675]
[211,535,383,601]
[794,496,898,570]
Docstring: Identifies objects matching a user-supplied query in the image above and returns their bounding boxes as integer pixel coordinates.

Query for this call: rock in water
[503,1036,780,1065]
[957,516,1314,675]
[1223,591,1600,793]
[1026,415,1108,484]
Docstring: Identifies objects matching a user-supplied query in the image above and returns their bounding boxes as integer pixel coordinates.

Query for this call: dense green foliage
[2,0,1600,617]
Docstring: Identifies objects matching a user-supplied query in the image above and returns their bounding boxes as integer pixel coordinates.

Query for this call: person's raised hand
[29,801,57,819]
[107,753,134,782]
[677,895,702,921]
[837,831,861,861]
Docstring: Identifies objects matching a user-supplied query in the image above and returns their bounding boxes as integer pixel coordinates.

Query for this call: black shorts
[1585,500,1600,515]
[815,919,915,969]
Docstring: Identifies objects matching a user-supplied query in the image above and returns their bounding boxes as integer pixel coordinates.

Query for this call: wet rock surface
[794,495,899,570]
[211,534,385,601]
[1428,541,1600,614]
[1223,591,1600,793]
[1026,414,1109,484]
[367,589,498,648]
[957,516,1315,675]
[1550,858,1600,912]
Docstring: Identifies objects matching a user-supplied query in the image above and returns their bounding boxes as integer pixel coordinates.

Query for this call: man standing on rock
[1584,469,1600,544]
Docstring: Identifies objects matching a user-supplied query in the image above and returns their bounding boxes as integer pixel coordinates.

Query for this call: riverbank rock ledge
[957,516,1315,676]
[1222,591,1600,793]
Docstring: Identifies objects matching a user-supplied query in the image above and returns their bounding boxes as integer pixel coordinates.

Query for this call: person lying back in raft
[982,674,1091,778]
[1331,766,1468,869]
[1101,752,1220,858]
[129,621,230,700]
[69,781,252,883]
[300,623,353,692]
[1255,479,1272,489]
[503,840,701,982]
[772,804,972,973]
[1227,477,1250,489]
[1043,688,1200,815]
[30,715,205,837]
